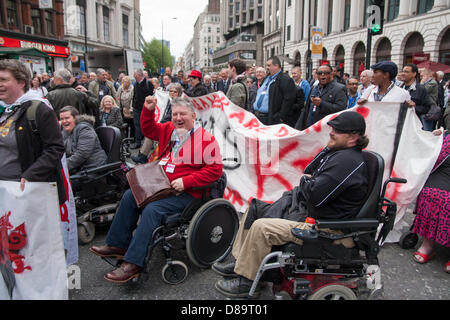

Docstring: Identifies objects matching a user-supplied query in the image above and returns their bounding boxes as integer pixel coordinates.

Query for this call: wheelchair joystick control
[291,228,319,241]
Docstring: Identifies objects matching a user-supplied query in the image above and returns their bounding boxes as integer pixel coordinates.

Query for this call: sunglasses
[317,71,331,75]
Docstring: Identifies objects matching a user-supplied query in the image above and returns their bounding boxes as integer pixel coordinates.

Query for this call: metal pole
[83,2,88,72]
[366,28,372,70]
[307,0,312,81]
[161,20,164,76]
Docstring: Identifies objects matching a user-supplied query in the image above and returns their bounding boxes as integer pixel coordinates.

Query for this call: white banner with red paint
[60,155,78,266]
[154,91,442,243]
[0,181,68,300]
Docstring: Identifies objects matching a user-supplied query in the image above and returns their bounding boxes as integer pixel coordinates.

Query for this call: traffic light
[368,0,385,35]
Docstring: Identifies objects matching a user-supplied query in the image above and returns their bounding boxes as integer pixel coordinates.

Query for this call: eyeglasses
[317,71,331,76]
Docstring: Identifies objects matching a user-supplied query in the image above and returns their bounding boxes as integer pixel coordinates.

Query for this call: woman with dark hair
[60,105,107,174]
[30,74,48,98]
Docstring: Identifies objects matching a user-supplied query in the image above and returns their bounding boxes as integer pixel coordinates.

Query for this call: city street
[69,209,450,301]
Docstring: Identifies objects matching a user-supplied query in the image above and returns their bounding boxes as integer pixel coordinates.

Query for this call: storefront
[0,47,49,75]
[0,31,70,75]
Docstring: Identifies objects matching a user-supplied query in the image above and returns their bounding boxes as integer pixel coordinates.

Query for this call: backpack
[26,100,42,134]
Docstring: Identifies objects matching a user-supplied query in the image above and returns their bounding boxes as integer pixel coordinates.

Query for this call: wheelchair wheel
[77,222,95,245]
[308,285,357,300]
[186,199,239,268]
[161,260,188,285]
[399,232,419,249]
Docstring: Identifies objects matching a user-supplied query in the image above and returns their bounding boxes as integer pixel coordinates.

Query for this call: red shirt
[140,107,223,199]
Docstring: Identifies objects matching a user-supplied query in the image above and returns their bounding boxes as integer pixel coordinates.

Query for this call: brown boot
[90,245,126,259]
[104,262,142,284]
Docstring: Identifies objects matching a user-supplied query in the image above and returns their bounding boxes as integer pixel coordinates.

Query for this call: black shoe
[131,152,148,164]
[212,261,237,277]
[130,143,141,149]
[215,276,262,298]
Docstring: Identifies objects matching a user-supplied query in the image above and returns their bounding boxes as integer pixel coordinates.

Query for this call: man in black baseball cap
[326,111,369,151]
[213,110,370,298]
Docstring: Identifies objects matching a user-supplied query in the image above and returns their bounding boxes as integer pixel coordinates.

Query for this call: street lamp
[161,17,178,75]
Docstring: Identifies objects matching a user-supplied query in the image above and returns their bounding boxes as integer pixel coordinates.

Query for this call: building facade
[63,0,142,76]
[282,0,450,77]
[192,0,224,73]
[0,0,70,73]
[213,0,265,70]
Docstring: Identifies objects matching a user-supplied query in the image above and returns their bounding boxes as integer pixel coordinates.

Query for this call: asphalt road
[69,209,449,301]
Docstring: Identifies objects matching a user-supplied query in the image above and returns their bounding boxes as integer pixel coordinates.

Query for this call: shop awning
[0,47,49,59]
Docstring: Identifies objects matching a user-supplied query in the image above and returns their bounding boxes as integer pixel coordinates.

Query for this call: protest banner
[155,91,442,243]
[0,181,68,300]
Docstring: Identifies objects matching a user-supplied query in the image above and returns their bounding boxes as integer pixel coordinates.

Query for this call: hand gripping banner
[153,91,442,243]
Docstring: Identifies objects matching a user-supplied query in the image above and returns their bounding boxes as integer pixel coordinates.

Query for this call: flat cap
[327,111,366,134]
[370,61,398,80]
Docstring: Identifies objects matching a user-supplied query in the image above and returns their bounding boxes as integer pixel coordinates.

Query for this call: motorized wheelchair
[101,172,240,285]
[247,151,407,300]
[71,126,132,244]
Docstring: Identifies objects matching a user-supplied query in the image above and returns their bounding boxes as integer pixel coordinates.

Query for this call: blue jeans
[106,189,194,267]
[420,115,436,132]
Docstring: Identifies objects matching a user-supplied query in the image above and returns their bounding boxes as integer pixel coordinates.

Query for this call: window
[229,17,233,28]
[417,0,434,14]
[288,0,292,7]
[229,5,233,16]
[236,2,240,13]
[208,26,211,33]
[388,0,400,21]
[344,0,351,31]
[31,9,42,34]
[250,0,254,7]
[286,25,291,41]
[327,0,333,35]
[123,14,129,46]
[103,6,110,42]
[6,0,18,27]
[250,9,254,21]
[243,0,247,10]
[243,12,246,24]
[77,3,86,36]
[45,11,54,36]
[363,0,369,27]
[257,6,262,19]
[217,27,220,33]
[216,36,221,44]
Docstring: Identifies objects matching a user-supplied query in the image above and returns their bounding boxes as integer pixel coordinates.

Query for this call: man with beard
[213,111,369,298]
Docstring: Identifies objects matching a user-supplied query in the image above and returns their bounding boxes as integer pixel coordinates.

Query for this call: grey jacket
[62,115,107,173]
[424,79,439,106]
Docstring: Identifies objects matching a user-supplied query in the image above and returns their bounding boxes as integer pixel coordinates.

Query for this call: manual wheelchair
[101,172,240,285]
[71,126,132,244]
[247,151,407,300]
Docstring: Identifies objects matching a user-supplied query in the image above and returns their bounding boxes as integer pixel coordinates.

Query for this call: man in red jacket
[90,96,223,283]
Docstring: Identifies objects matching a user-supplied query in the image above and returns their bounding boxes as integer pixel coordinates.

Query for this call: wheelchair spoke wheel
[161,261,188,285]
[77,222,95,245]
[308,285,357,300]
[186,199,239,268]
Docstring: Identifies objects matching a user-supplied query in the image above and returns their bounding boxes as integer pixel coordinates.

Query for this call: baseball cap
[327,111,366,134]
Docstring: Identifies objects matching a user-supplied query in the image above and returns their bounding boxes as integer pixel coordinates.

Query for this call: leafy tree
[142,39,174,76]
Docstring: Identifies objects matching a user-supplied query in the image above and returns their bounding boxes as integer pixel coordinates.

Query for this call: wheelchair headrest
[95,126,122,163]
[356,151,385,220]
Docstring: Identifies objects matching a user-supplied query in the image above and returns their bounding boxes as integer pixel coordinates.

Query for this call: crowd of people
[0,56,448,298]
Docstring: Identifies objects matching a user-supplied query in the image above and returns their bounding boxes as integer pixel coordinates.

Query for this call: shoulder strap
[26,100,42,134]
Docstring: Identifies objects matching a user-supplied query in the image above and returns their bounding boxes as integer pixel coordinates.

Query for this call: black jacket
[297,80,347,130]
[401,82,433,116]
[133,79,154,113]
[267,72,297,125]
[185,83,208,97]
[15,100,66,204]
[244,147,368,229]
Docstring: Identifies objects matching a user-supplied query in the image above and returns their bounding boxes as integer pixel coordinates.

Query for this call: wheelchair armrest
[191,182,218,191]
[71,161,123,180]
[316,219,380,230]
